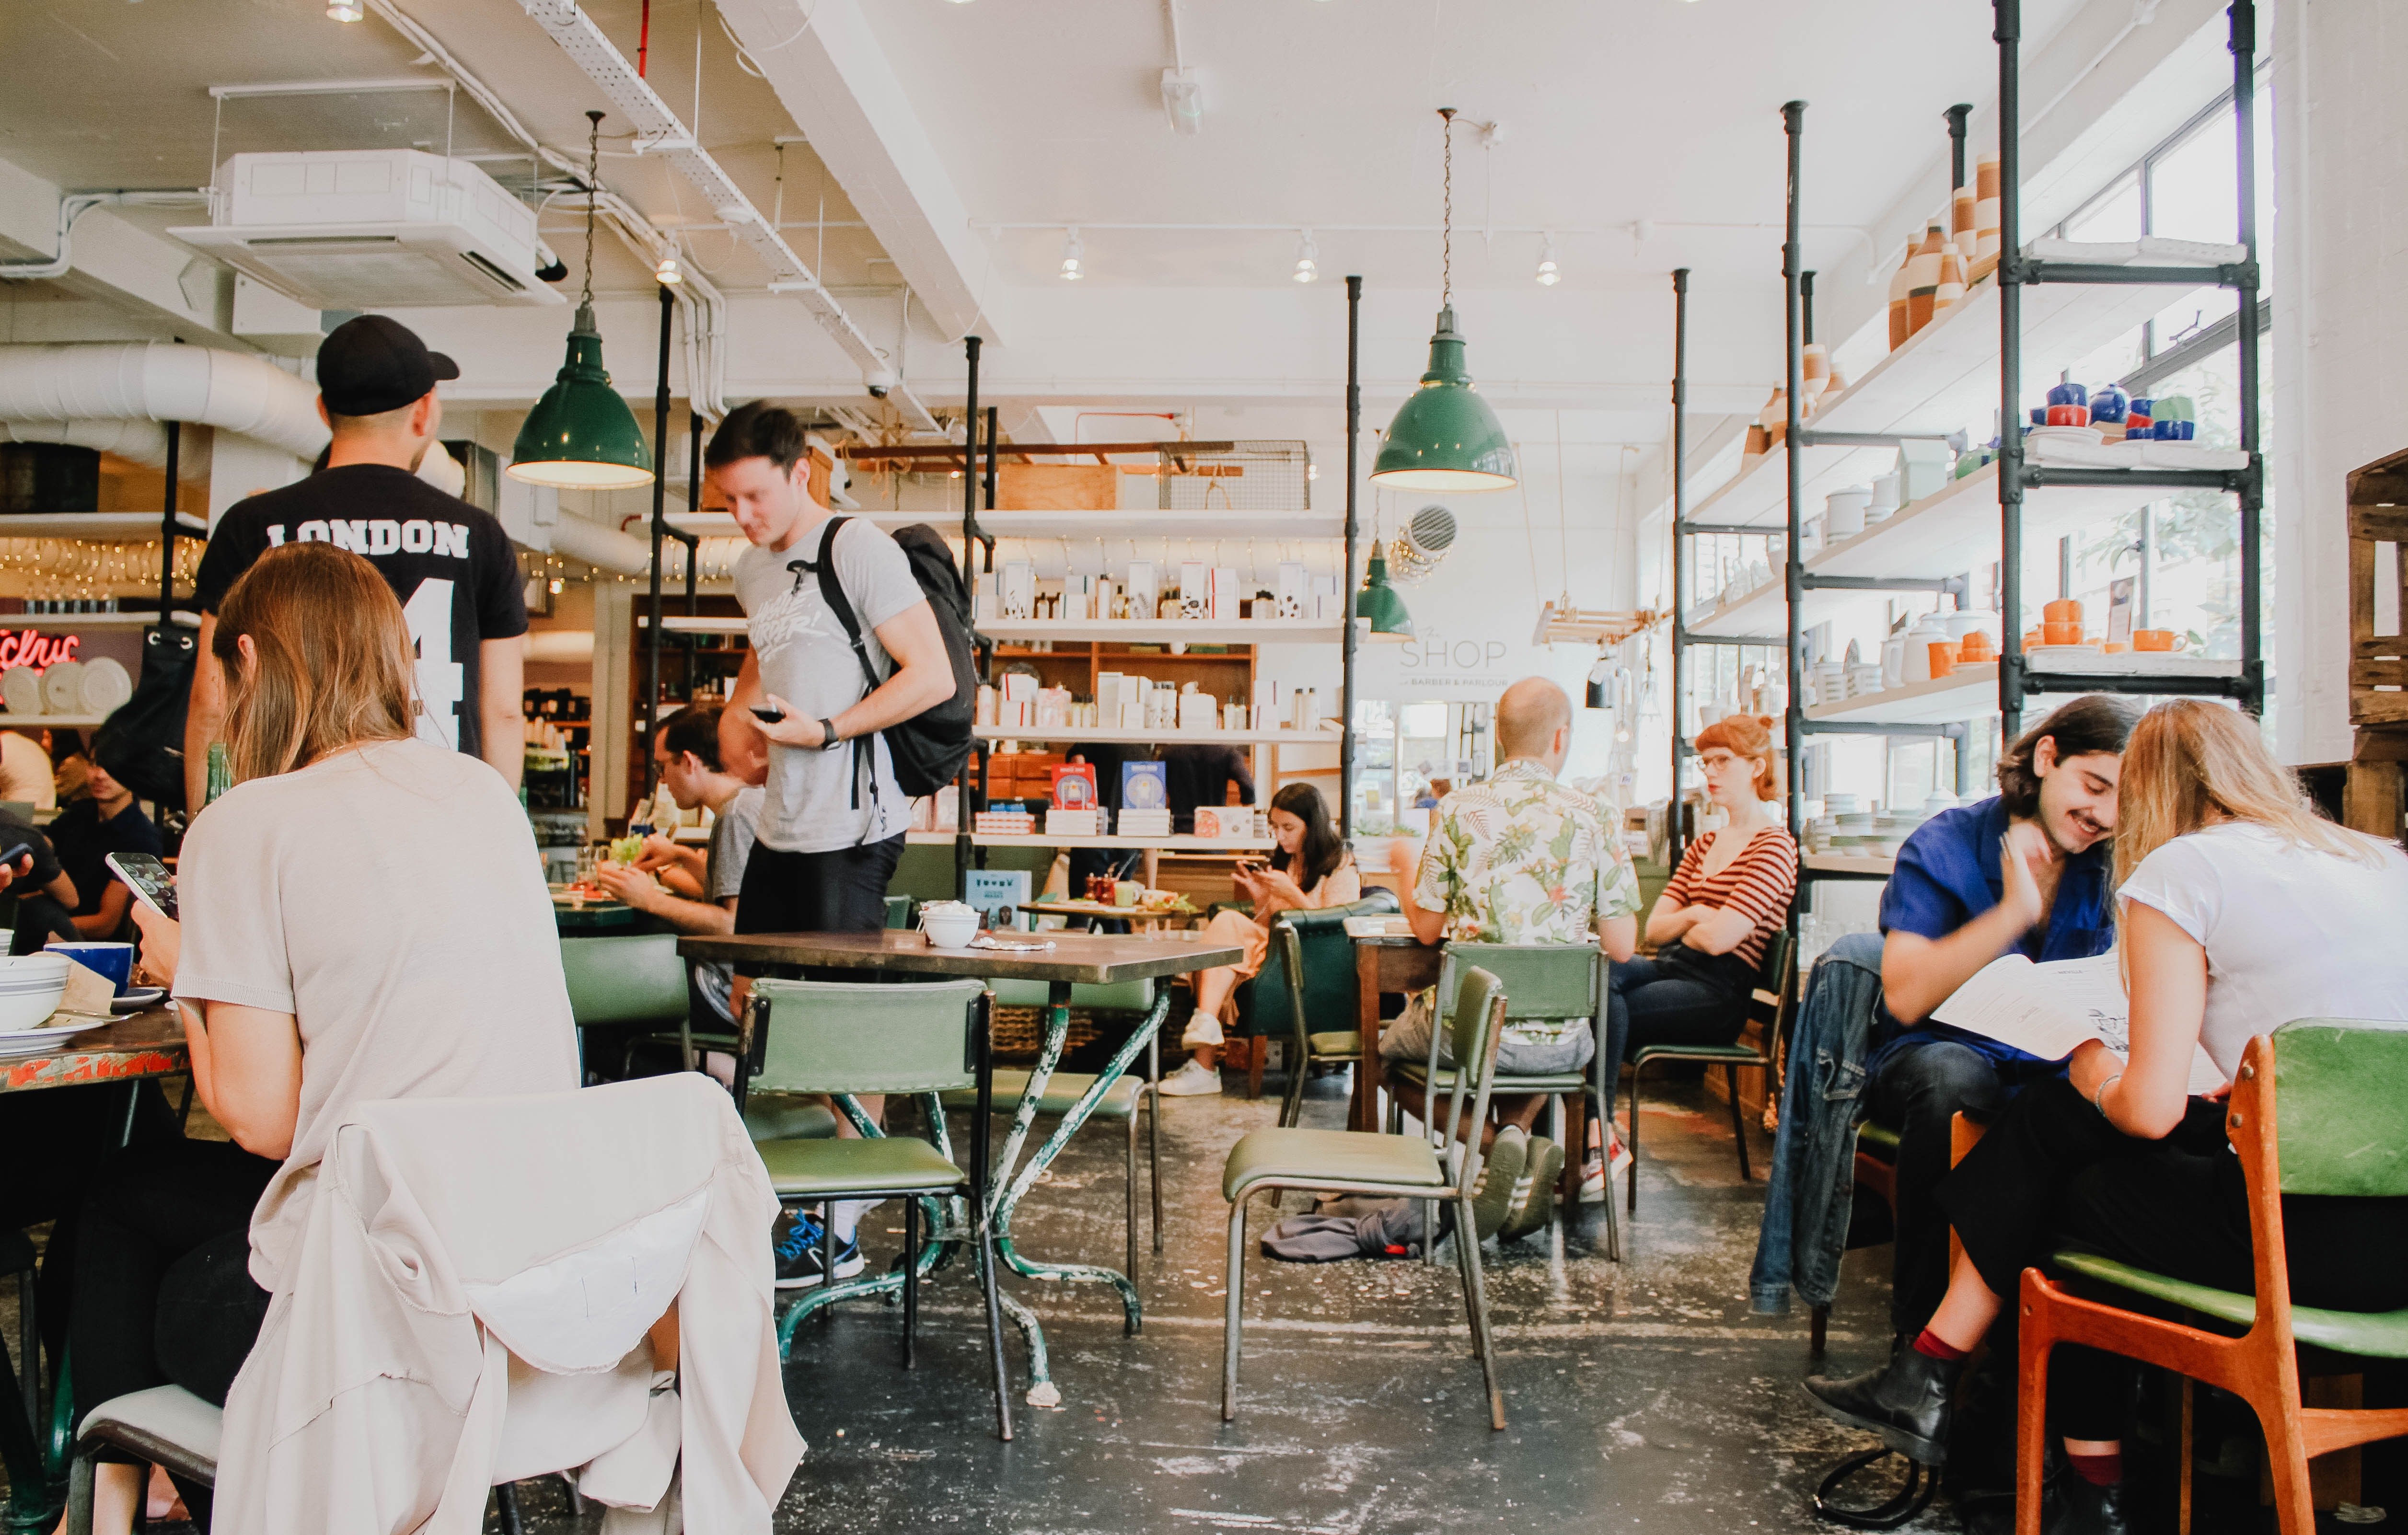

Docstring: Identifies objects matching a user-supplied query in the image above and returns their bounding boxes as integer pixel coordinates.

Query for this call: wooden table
[0,1009,188,1532]
[1020,899,1193,932]
[679,929,1242,1404]
[1349,919,1443,1133]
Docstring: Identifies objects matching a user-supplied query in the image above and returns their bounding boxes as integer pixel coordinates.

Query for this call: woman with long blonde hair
[1804,701,2408,1531]
[60,543,576,1534]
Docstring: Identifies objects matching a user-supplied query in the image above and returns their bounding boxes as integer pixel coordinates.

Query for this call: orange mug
[1957,629,1996,661]
[2102,641,2130,654]
[1926,642,1957,679]
[2133,628,2188,652]
[2042,622,2081,646]
[2044,599,2083,624]
[2023,627,2045,650]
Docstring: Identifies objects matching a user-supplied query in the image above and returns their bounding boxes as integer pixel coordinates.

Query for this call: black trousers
[1866,1039,2060,1339]
[70,1139,278,1432]
[732,834,904,971]
[0,1081,180,1374]
[1603,943,1753,1114]
[1938,1074,2408,1441]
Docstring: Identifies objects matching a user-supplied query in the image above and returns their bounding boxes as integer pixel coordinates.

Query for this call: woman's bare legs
[54,1462,141,1535]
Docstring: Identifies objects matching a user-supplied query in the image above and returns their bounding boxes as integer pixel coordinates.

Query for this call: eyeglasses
[1697,751,1744,772]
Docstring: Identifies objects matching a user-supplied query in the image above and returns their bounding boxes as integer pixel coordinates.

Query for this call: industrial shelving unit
[1667,0,2266,878]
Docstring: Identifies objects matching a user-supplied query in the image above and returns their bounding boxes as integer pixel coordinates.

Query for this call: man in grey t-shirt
[709,403,953,937]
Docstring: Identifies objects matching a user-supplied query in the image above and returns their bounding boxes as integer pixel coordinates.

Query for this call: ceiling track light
[1059,228,1084,281]
[1293,231,1319,284]
[1536,233,1560,286]
[654,241,682,287]
[326,0,365,18]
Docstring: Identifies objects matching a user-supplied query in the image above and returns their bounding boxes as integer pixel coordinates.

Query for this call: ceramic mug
[1924,641,1958,680]
[2133,629,2189,652]
[1824,488,1872,539]
[2042,622,2082,646]
[2047,381,2089,408]
[2046,404,2090,427]
[2043,599,2083,625]
[1957,629,1996,662]
[918,900,981,948]
[45,941,133,995]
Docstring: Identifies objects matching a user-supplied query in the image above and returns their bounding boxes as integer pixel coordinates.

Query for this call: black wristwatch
[816,718,845,752]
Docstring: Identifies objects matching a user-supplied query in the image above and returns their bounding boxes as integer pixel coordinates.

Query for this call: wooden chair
[1626,928,1796,1206]
[2016,1022,2408,1535]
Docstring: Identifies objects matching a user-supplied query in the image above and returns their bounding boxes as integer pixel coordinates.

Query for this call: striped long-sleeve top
[1664,825,1799,969]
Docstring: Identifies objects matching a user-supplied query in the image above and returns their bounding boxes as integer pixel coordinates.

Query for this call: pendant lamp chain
[580,110,603,308]
[1438,107,1455,308]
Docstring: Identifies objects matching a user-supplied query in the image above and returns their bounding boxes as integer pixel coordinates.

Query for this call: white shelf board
[982,619,1340,645]
[0,713,116,728]
[636,616,747,633]
[1805,853,1896,877]
[905,831,1273,851]
[0,611,197,630]
[0,513,208,541]
[1690,266,2215,532]
[1683,461,2222,641]
[1806,665,2000,725]
[664,509,1342,541]
[974,726,1342,747]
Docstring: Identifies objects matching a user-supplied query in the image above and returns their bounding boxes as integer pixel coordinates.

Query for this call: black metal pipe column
[159,421,180,623]
[642,280,674,798]
[1668,267,1690,872]
[2231,0,2263,715]
[1945,104,1972,190]
[1780,101,1806,839]
[1800,271,1815,346]
[1339,275,1362,842]
[684,410,703,701]
[956,337,982,899]
[1995,0,2026,738]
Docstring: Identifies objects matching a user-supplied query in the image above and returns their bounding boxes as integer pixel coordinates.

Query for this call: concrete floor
[4,1071,1943,1535]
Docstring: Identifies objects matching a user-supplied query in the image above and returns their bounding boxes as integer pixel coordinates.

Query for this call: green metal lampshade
[1370,306,1518,492]
[508,303,656,490]
[1357,542,1414,642]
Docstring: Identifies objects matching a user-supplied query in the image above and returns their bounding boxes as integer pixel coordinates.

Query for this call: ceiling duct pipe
[0,343,327,461]
[544,510,654,576]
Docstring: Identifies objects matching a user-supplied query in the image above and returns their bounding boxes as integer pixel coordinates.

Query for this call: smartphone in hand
[107,853,177,921]
[750,706,787,723]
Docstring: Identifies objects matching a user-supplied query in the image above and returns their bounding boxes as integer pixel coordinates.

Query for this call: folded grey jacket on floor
[1747,931,1883,1315]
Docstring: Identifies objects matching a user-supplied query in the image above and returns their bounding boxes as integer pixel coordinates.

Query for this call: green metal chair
[559,932,711,1076]
[1221,965,1510,1429]
[940,977,1162,1279]
[2020,1021,2408,1535]
[1264,922,1368,1131]
[742,976,1015,1440]
[1625,927,1796,1209]
[1386,941,1621,1258]
[1228,890,1401,1100]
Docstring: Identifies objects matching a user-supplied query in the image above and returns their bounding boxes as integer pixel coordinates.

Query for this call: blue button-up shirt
[1868,795,2115,1072]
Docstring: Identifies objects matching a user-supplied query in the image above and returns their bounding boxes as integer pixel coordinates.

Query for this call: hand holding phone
[750,705,787,723]
[107,853,177,921]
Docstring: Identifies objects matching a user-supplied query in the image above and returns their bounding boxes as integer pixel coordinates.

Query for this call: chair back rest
[1436,941,1601,1025]
[559,934,689,1027]
[1250,889,1403,1038]
[1435,965,1507,1189]
[883,894,916,930]
[2267,1020,2408,1197]
[1750,928,1798,1027]
[751,978,988,1096]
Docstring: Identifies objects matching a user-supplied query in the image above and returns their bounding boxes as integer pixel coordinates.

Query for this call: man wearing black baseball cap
[184,315,529,810]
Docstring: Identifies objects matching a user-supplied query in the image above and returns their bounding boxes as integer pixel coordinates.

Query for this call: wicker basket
[989,1004,1106,1061]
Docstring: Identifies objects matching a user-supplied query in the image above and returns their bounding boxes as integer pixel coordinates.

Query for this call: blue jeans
[1603,944,1753,1115]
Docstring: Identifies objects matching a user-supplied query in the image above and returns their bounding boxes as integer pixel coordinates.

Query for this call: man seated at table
[1864,694,2136,1346]
[1381,677,1640,1243]
[596,703,763,1047]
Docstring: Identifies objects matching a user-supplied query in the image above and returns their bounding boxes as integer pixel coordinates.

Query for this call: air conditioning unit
[171,150,563,309]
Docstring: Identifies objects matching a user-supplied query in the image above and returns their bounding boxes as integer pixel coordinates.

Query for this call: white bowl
[0,954,71,1031]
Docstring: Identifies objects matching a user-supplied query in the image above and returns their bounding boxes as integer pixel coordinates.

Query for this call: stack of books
[974,809,1036,836]
[1117,808,1171,838]
[1045,808,1101,837]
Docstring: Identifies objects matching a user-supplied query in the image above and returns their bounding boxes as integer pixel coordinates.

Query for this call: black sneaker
[774,1212,866,1289]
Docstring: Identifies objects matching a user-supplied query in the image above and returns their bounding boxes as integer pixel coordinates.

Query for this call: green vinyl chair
[1386,941,1621,1258]
[741,976,1015,1440]
[1221,965,1510,1429]
[558,933,702,1075]
[941,977,1162,1279]
[2015,1021,2408,1535]
[1228,890,1401,1100]
[1626,926,1796,1208]
[1263,922,1369,1130]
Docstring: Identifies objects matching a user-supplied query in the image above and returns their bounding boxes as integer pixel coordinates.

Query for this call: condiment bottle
[1906,223,1946,336]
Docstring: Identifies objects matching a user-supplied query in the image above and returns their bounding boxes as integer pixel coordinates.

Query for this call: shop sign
[1386,627,1517,698]
[0,631,80,670]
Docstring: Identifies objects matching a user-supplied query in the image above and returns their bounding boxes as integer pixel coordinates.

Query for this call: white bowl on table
[0,952,72,1032]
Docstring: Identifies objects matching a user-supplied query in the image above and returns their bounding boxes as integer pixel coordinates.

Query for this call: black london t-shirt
[193,465,528,761]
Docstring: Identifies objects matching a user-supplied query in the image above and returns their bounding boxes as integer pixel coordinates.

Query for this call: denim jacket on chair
[1747,930,1885,1314]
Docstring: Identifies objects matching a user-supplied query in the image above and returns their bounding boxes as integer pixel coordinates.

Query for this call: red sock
[2067,1451,2122,1487]
[1911,1329,1968,1362]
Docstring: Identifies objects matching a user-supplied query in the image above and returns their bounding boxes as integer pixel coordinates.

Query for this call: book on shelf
[1044,808,1101,838]
[1121,760,1168,811]
[973,810,1036,836]
[1931,951,2225,1095]
[1116,808,1172,838]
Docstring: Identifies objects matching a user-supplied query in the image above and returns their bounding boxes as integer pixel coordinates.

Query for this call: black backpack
[809,517,978,801]
[92,623,198,813]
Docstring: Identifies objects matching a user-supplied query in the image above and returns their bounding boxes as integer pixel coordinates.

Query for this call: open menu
[1932,951,2227,1096]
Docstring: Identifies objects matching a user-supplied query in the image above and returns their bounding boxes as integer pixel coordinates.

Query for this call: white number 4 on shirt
[402,578,463,750]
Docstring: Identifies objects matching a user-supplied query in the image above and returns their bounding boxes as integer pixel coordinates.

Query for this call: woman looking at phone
[61,543,578,1534]
[1158,782,1359,1096]
[1803,701,2408,1529]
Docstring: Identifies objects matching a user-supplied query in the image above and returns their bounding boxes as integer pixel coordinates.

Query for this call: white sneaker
[1156,1058,1224,1096]
[1607,1125,1634,1178]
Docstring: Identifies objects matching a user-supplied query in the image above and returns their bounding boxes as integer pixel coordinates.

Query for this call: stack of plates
[0,657,133,720]
[0,952,78,1050]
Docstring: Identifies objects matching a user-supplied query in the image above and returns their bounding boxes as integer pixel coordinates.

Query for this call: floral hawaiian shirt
[1412,759,1642,945]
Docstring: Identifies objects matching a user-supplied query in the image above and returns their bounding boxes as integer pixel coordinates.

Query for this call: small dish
[111,984,167,1014]
[39,660,84,716]
[79,658,132,717]
[0,667,41,717]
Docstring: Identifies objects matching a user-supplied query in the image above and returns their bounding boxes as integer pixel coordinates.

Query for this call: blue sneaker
[775,1212,865,1289]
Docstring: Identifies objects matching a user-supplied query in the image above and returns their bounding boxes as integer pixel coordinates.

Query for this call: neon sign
[0,632,81,670]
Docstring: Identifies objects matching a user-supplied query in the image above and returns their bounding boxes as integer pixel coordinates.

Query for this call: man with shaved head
[1386,676,1641,1244]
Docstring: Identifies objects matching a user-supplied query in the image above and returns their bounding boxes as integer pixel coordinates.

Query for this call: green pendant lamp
[1358,539,1414,642]
[509,112,655,492]
[1371,109,1518,493]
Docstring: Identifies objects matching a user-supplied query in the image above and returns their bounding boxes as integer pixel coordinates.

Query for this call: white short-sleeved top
[174,738,579,1290]
[2118,821,2408,1081]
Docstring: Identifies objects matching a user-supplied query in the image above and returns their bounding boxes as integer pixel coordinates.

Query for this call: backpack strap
[794,517,880,827]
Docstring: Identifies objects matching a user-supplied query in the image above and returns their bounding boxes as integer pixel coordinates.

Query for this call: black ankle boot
[1802,1345,1963,1464]
[2050,1473,2129,1535]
